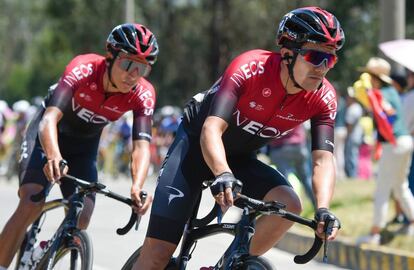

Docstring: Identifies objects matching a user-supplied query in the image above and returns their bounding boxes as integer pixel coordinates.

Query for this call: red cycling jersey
[45,54,156,140]
[183,49,337,155]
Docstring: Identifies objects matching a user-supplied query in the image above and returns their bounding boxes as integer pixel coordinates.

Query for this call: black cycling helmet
[276,7,344,90]
[277,6,345,50]
[106,23,159,65]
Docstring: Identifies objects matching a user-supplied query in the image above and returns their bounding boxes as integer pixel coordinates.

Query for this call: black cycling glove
[315,208,341,233]
[210,172,243,197]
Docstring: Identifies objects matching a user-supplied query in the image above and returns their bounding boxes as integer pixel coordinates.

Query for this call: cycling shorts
[19,110,100,200]
[147,124,291,244]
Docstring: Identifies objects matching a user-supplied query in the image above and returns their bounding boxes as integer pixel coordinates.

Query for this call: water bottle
[32,241,48,261]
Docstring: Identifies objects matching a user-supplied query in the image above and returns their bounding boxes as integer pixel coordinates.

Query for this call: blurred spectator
[391,72,408,95]
[268,124,316,209]
[6,100,32,179]
[357,113,374,180]
[356,57,414,245]
[334,94,347,180]
[402,70,414,199]
[344,87,364,178]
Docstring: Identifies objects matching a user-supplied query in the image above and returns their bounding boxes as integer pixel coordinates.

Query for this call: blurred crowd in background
[1,54,414,245]
[0,100,182,181]
[1,62,412,187]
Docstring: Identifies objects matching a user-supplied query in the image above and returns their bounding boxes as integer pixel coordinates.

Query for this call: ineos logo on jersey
[230,61,265,87]
[319,84,337,120]
[71,98,109,124]
[135,84,154,116]
[63,63,94,87]
[233,110,292,139]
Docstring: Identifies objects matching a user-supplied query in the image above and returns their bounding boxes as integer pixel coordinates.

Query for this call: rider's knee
[289,196,302,214]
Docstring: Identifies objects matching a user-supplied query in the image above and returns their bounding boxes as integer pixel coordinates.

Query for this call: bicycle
[121,181,332,270]
[14,172,145,270]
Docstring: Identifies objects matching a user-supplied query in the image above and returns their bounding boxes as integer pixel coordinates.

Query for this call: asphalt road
[0,175,350,270]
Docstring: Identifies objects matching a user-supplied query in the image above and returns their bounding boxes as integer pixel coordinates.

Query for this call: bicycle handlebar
[30,174,146,235]
[234,194,323,264]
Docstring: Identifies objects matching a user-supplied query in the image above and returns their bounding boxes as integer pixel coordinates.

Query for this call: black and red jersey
[44,54,156,140]
[183,49,337,155]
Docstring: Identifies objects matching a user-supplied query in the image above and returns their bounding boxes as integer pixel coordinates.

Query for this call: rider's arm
[200,116,231,176]
[310,116,340,239]
[311,149,335,208]
[39,83,73,182]
[130,113,154,214]
[130,139,151,190]
[38,107,63,162]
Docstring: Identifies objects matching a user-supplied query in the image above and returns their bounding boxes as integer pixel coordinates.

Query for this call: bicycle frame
[176,207,258,270]
[17,192,85,270]
[166,191,322,270]
[18,173,141,270]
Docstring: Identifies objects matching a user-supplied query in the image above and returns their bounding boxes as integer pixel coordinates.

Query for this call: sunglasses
[293,48,338,68]
[118,57,151,77]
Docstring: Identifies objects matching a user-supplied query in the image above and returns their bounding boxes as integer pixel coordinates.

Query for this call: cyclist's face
[286,43,337,91]
[111,53,150,93]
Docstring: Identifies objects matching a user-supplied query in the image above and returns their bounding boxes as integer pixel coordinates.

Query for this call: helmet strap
[285,52,306,91]
[106,49,120,89]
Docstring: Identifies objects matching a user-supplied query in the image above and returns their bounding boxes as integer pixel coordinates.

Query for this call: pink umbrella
[379,39,414,72]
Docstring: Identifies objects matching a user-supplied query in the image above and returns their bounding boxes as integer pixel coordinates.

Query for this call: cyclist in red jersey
[133,7,345,269]
[0,23,159,268]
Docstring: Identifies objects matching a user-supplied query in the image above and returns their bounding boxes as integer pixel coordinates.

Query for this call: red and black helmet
[277,7,345,50]
[106,23,159,65]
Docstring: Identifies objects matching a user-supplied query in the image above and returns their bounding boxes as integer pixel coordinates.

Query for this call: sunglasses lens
[302,50,337,68]
[119,59,150,77]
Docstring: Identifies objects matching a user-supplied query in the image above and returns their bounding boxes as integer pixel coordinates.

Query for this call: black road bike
[121,181,332,270]
[15,174,144,270]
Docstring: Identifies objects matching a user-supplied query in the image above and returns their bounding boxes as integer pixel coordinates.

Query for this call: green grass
[295,178,414,253]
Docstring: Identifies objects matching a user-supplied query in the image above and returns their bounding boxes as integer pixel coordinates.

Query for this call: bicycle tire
[236,256,274,270]
[121,246,177,270]
[37,230,93,270]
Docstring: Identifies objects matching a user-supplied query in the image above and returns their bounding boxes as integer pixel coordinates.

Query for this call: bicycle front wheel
[39,230,93,270]
[236,256,274,270]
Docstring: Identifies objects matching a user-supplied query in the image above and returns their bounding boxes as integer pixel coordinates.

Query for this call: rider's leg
[133,237,177,270]
[249,185,302,255]
[0,183,45,267]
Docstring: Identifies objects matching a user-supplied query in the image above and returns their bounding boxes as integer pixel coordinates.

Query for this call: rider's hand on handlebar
[43,158,68,184]
[210,172,242,211]
[131,185,153,215]
[315,208,341,241]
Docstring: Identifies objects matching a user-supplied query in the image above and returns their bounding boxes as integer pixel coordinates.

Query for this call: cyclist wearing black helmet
[133,7,344,270]
[0,23,159,269]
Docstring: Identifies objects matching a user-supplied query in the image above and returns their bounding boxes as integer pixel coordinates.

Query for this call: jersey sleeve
[47,56,93,111]
[132,114,152,141]
[208,54,251,122]
[310,83,337,153]
[131,83,156,141]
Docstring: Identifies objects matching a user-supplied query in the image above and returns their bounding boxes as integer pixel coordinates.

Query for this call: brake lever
[322,218,336,263]
[135,191,147,230]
